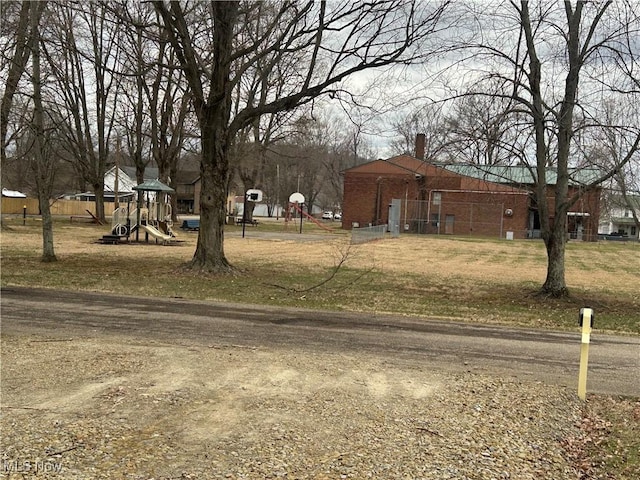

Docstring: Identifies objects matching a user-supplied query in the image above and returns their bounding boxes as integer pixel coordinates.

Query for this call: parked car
[333,212,342,221]
[322,211,334,220]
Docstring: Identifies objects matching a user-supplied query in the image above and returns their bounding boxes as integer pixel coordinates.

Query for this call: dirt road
[2,287,638,396]
[2,287,639,479]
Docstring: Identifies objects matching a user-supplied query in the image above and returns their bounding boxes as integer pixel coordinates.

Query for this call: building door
[445,214,455,234]
[388,199,401,237]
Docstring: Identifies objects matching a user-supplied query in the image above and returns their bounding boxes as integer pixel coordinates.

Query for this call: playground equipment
[106,179,176,244]
[284,201,334,233]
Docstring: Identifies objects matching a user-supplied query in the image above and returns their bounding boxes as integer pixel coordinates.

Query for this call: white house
[67,167,161,202]
[104,166,139,196]
[2,188,27,198]
[598,194,640,240]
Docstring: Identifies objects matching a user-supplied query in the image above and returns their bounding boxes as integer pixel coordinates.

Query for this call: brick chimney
[415,133,425,160]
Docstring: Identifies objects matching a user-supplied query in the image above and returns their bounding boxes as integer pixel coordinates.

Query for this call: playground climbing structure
[106,179,177,244]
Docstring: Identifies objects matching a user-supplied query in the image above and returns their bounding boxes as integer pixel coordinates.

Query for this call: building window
[632,226,637,237]
[431,213,440,226]
[432,192,441,205]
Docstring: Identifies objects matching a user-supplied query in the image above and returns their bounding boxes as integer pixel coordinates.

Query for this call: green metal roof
[132,179,174,193]
[437,164,602,187]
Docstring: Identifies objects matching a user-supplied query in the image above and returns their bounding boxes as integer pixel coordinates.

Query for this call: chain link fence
[351,224,388,244]
[400,199,507,238]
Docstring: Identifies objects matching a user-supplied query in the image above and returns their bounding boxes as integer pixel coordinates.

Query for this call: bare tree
[28,1,56,261]
[116,2,194,220]
[322,116,375,211]
[456,1,640,297]
[114,2,153,187]
[442,81,520,166]
[229,2,300,212]
[390,104,447,160]
[249,109,375,219]
[615,170,640,236]
[289,115,332,216]
[42,1,123,222]
[152,0,450,273]
[584,100,640,234]
[600,19,640,237]
[231,98,295,223]
[1,1,34,166]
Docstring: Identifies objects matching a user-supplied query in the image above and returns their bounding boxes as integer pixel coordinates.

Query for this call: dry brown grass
[2,218,639,332]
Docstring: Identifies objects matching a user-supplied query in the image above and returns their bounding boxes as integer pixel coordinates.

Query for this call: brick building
[342,153,601,240]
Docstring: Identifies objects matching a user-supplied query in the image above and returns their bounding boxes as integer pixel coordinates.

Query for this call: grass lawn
[1,216,639,334]
[1,216,639,478]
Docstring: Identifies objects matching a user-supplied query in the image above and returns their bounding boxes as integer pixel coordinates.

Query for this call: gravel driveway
[2,330,585,479]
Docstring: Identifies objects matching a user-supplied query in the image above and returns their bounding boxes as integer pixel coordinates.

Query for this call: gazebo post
[136,191,141,242]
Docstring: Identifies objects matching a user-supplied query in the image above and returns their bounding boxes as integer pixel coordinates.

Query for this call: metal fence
[351,224,388,244]
[401,199,507,238]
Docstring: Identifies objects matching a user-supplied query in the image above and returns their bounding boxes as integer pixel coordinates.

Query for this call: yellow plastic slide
[140,224,174,242]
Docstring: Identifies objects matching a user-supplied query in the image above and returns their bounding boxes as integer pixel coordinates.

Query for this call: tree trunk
[539,2,584,297]
[30,1,56,262]
[520,1,587,298]
[38,191,56,262]
[186,3,238,273]
[244,199,256,223]
[542,218,568,297]
[190,115,233,273]
[93,182,105,221]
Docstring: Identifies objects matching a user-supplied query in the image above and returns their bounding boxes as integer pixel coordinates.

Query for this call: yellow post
[578,308,593,401]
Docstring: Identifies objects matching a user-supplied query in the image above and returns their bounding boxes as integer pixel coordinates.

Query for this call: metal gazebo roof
[132,179,174,193]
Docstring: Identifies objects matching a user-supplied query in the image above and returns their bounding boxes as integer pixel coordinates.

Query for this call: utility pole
[276,163,280,220]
